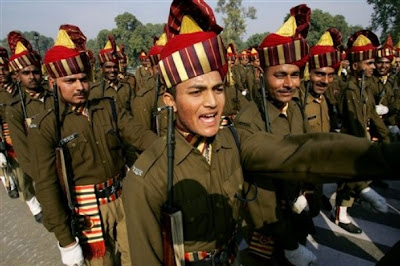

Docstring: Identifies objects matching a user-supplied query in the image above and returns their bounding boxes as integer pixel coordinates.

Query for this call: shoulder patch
[130,138,166,178]
[131,165,143,176]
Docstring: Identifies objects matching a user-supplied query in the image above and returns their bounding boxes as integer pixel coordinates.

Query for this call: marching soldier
[232,50,250,99]
[246,48,262,102]
[392,41,400,129]
[131,33,168,137]
[336,30,390,234]
[135,50,155,93]
[223,43,248,118]
[30,24,156,266]
[123,1,400,265]
[0,46,19,198]
[299,28,343,134]
[86,49,97,82]
[369,35,399,140]
[118,44,137,94]
[234,5,317,265]
[5,32,46,223]
[395,41,400,70]
[90,35,134,115]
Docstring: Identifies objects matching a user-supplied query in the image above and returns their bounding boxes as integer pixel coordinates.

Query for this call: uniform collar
[105,78,122,91]
[379,74,388,84]
[174,125,232,165]
[307,92,324,104]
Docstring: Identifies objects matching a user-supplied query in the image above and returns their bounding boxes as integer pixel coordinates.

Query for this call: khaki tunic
[232,64,249,95]
[236,100,307,135]
[124,128,243,265]
[118,72,137,94]
[89,79,133,114]
[304,94,331,133]
[392,75,400,124]
[6,87,54,178]
[135,66,156,93]
[124,117,399,265]
[0,85,32,199]
[0,84,15,121]
[369,75,398,126]
[234,99,308,252]
[297,82,331,133]
[340,76,390,142]
[246,66,262,101]
[223,85,248,117]
[30,98,158,246]
[131,84,168,137]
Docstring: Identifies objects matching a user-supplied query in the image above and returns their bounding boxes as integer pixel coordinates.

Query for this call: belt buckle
[97,187,106,198]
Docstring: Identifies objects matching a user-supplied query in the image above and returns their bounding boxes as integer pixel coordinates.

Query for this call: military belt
[95,167,126,201]
[185,249,231,266]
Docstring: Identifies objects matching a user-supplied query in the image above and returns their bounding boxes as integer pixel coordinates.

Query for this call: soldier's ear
[163,91,177,112]
[48,77,55,88]
[351,62,358,72]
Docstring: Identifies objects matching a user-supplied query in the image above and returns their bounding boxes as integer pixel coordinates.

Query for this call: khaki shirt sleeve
[117,100,159,151]
[366,88,390,143]
[30,114,75,246]
[341,88,367,137]
[239,129,399,182]
[5,104,32,176]
[123,170,165,265]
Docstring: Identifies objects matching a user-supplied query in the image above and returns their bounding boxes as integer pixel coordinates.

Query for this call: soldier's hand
[375,104,389,116]
[58,237,84,266]
[0,152,7,168]
[292,195,308,214]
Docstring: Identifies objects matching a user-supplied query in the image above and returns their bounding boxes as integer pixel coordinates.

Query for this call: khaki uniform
[6,87,53,203]
[29,98,159,264]
[0,83,15,120]
[223,84,248,117]
[303,93,331,133]
[131,83,168,137]
[246,66,262,101]
[89,79,134,114]
[237,99,307,135]
[340,76,390,142]
[369,75,397,126]
[339,75,389,207]
[124,128,243,265]
[135,66,156,93]
[232,64,249,97]
[118,72,137,94]
[235,100,311,260]
[0,84,24,195]
[124,114,399,265]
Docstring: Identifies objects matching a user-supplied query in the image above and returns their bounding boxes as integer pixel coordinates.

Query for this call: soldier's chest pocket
[65,132,89,167]
[307,115,319,127]
[181,197,212,240]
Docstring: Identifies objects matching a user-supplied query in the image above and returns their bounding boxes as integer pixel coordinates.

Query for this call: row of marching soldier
[0,1,400,265]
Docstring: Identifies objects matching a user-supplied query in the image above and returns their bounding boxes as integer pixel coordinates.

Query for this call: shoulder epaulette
[8,95,22,106]
[235,101,260,127]
[90,81,102,89]
[87,96,113,108]
[32,108,54,129]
